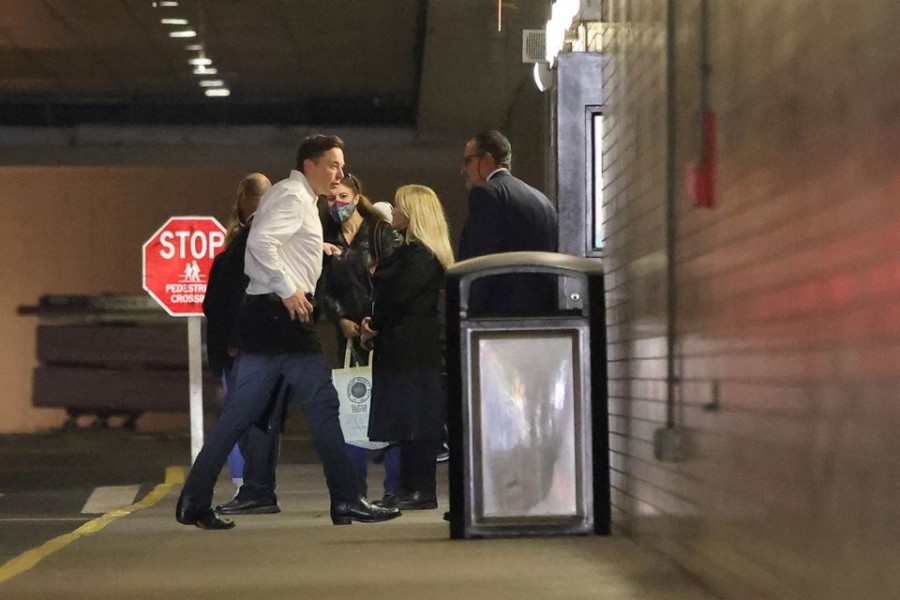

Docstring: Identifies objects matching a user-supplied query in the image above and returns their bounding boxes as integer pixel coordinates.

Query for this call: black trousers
[399,439,440,496]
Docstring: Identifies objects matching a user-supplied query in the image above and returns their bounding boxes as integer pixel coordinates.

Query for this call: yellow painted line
[0,466,185,584]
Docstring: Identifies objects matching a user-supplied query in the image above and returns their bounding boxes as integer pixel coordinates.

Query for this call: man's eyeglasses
[462,153,484,167]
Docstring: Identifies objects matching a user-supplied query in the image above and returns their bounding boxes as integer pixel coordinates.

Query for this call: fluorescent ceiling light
[158,1,180,6]
[192,66,218,75]
[161,18,188,25]
[204,88,231,97]
[198,80,225,87]
[185,44,204,51]
[188,58,213,66]
[169,30,196,38]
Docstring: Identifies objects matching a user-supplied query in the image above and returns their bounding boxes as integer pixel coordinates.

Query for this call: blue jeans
[345,444,401,498]
[181,352,361,507]
[337,336,401,497]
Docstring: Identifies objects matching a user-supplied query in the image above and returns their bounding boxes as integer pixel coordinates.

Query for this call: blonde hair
[393,184,455,269]
[225,173,271,246]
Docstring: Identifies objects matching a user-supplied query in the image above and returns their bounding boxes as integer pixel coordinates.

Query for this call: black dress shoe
[330,496,401,525]
[396,490,438,510]
[176,495,235,530]
[373,492,402,509]
[215,497,281,515]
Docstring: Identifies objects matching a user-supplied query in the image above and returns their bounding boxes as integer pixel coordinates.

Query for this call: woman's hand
[339,318,360,339]
[359,316,378,345]
[323,242,342,256]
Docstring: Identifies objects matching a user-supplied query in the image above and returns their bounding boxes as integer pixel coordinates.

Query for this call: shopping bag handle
[343,344,373,368]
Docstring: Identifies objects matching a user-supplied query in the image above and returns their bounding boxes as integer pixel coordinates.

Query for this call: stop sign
[142,216,227,316]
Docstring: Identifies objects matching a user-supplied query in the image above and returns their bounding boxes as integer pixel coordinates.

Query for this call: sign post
[142,216,226,462]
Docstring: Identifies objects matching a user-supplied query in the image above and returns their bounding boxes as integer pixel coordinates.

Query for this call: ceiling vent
[521,29,545,63]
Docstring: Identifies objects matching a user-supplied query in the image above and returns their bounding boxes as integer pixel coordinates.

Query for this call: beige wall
[0,129,468,433]
[3,165,238,432]
[0,0,558,433]
[601,0,900,598]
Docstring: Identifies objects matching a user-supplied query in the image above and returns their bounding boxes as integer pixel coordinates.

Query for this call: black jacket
[319,215,402,326]
[458,171,558,316]
[367,241,445,441]
[203,223,251,375]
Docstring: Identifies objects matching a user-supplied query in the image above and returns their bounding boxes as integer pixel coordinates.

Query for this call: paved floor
[0,430,717,599]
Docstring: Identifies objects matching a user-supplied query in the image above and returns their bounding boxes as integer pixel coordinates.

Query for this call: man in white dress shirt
[176,134,401,530]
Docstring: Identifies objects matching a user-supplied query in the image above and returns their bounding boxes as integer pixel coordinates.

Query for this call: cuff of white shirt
[273,282,298,300]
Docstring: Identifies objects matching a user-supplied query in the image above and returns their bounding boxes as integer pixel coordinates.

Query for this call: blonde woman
[360,184,454,510]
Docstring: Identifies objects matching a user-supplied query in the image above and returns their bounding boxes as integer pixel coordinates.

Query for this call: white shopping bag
[333,347,389,450]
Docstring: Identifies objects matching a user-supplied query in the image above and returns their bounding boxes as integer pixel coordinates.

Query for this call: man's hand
[339,318,360,339]
[323,242,342,256]
[282,292,314,322]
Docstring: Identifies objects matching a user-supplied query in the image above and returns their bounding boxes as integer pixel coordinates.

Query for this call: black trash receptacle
[445,251,608,539]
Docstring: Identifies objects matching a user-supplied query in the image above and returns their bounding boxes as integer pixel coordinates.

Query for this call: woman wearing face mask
[360,184,454,510]
[320,173,403,499]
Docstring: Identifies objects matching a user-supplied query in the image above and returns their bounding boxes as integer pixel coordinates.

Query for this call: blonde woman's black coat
[367,241,445,441]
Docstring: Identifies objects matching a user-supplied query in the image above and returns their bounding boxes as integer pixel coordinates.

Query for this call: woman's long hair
[225,173,271,246]
[393,184,455,269]
[340,173,377,220]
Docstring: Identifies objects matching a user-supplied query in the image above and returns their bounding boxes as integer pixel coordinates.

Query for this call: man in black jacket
[202,173,289,516]
[203,173,269,382]
[458,130,559,316]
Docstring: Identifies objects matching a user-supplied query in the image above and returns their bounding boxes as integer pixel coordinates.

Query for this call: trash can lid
[448,251,604,278]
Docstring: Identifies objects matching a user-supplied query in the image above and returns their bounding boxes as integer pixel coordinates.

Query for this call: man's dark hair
[296,134,344,171]
[473,130,512,169]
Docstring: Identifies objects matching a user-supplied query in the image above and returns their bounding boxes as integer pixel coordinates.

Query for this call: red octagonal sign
[142,216,227,316]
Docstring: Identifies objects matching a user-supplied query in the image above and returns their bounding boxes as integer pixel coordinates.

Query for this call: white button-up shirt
[244,170,323,299]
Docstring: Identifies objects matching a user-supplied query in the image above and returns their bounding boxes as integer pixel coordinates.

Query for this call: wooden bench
[21,295,219,429]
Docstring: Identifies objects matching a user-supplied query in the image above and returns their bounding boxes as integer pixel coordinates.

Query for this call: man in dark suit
[458,130,559,316]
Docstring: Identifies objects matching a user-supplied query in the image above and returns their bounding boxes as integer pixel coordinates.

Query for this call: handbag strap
[343,343,373,368]
[343,344,353,368]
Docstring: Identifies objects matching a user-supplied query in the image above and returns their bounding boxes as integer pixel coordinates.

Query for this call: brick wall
[600,1,900,598]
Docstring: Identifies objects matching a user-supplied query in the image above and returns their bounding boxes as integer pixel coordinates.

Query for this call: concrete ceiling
[0,0,427,125]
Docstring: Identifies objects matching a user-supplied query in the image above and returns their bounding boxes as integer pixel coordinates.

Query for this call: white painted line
[81,485,140,515]
[1,467,184,585]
